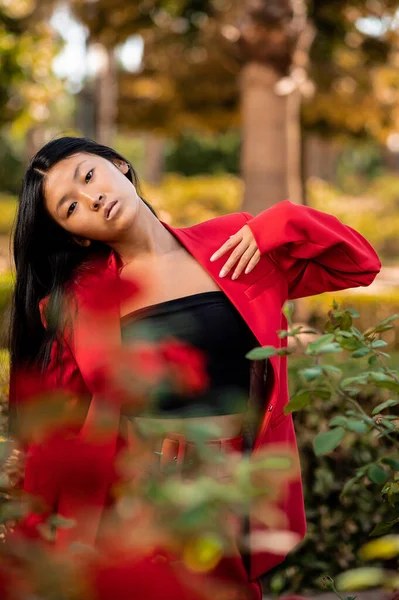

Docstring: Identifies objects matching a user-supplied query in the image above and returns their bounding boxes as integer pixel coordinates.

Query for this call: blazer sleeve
[242,200,382,299]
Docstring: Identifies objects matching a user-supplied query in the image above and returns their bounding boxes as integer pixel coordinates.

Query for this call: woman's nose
[91,194,105,210]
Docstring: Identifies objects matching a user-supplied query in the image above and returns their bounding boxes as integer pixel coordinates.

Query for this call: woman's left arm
[210,199,382,299]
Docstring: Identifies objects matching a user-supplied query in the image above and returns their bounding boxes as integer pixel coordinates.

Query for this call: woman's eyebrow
[56,160,86,215]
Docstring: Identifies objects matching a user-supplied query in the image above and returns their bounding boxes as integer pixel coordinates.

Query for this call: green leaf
[306,334,335,354]
[369,372,394,383]
[341,339,361,351]
[368,464,388,484]
[341,375,369,387]
[372,399,399,415]
[329,416,348,427]
[48,514,76,529]
[352,347,371,358]
[381,419,396,431]
[282,301,295,321]
[276,348,293,356]
[368,355,378,366]
[346,307,360,318]
[288,327,304,336]
[370,517,399,537]
[277,330,289,339]
[300,366,323,382]
[371,339,388,349]
[284,390,312,414]
[340,476,360,498]
[382,457,399,470]
[337,331,353,338]
[246,346,278,360]
[378,314,399,327]
[314,427,345,456]
[346,418,368,433]
[312,387,331,400]
[315,342,342,354]
[321,365,342,375]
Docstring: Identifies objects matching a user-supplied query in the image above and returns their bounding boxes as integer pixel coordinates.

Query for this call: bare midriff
[133,413,245,441]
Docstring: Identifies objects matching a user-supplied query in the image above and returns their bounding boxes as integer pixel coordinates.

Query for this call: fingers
[209,224,261,280]
[210,232,242,262]
[218,239,248,277]
[244,249,261,274]
[231,246,258,280]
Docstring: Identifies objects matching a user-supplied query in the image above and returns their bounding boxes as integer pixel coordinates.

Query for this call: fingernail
[219,269,226,278]
[244,267,250,274]
[232,273,237,280]
[210,254,216,262]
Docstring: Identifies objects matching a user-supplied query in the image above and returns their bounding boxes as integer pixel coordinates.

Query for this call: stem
[331,581,350,600]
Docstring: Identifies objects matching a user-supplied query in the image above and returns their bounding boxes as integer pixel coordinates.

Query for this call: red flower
[88,344,166,411]
[86,551,207,600]
[74,259,140,313]
[32,433,116,501]
[161,339,209,394]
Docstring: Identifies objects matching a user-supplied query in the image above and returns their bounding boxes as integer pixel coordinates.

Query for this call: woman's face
[43,152,141,244]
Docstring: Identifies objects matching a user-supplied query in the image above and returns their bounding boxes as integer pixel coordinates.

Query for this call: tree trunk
[304,134,341,183]
[142,133,165,184]
[95,45,118,147]
[240,63,288,215]
[286,87,303,205]
[25,126,46,161]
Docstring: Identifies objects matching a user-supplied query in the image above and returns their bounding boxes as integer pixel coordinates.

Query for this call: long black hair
[9,136,155,376]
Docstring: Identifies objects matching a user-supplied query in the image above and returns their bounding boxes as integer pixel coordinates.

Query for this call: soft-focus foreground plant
[1,281,299,600]
[247,299,399,596]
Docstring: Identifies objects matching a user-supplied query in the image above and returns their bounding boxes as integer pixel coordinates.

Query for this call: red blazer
[11,200,381,581]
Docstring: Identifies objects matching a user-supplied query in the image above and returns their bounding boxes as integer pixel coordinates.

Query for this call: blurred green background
[1,0,399,595]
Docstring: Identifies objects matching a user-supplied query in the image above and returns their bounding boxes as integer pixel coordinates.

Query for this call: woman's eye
[67,202,77,216]
[85,169,93,183]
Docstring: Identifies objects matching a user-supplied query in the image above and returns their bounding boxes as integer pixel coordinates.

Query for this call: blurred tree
[304,0,399,140]
[0,0,64,152]
[70,0,311,212]
[70,1,399,212]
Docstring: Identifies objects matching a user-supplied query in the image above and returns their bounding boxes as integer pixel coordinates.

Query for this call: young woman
[8,136,381,599]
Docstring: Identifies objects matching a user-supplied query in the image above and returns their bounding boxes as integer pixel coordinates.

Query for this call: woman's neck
[109,201,181,266]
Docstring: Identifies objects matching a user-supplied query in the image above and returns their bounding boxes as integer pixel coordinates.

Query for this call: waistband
[155,432,243,475]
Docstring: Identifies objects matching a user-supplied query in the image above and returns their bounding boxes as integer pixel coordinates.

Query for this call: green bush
[0,272,13,348]
[264,352,399,596]
[260,304,399,596]
[164,131,240,176]
[0,193,16,235]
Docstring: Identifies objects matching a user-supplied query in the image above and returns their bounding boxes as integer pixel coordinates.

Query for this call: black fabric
[121,291,258,417]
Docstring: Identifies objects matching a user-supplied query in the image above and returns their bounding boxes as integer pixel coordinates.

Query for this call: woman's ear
[72,235,91,247]
[113,160,130,175]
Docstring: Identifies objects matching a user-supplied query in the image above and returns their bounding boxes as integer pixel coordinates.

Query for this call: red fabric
[87,553,207,600]
[9,201,381,581]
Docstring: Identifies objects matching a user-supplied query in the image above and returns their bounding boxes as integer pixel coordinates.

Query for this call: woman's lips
[106,201,119,220]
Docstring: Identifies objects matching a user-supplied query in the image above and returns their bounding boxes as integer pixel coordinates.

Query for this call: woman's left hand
[210,224,261,280]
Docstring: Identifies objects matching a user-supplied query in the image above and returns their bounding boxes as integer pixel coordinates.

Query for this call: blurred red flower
[161,339,209,394]
[87,551,207,600]
[75,261,140,313]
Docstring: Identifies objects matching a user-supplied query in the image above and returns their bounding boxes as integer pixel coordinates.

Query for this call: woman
[8,136,381,599]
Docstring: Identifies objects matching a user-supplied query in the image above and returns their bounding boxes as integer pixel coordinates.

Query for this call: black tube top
[120,291,258,417]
